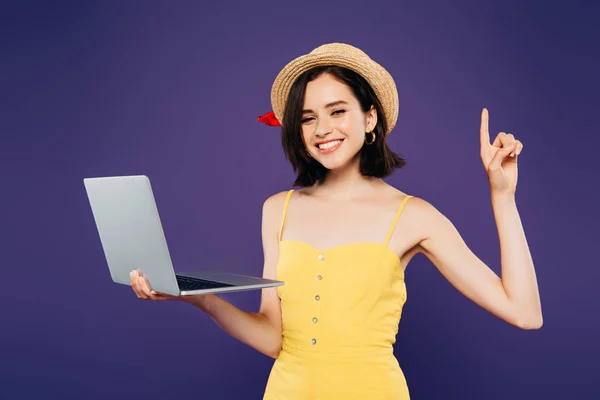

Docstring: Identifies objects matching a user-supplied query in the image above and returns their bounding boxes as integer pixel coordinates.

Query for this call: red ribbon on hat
[258,111,281,127]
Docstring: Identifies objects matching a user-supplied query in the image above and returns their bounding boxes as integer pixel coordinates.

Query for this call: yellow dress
[264,190,413,400]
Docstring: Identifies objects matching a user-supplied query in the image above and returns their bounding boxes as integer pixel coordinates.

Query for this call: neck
[315,156,381,201]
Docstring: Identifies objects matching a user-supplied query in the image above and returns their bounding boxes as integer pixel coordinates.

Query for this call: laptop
[83,175,283,296]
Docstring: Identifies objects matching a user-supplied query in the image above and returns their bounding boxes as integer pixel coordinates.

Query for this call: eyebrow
[302,100,348,114]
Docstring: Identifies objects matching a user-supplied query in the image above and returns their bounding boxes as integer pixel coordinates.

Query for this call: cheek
[301,128,311,145]
[338,116,365,141]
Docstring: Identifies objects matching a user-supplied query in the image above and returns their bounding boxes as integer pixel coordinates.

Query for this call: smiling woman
[131,42,541,400]
[280,65,406,187]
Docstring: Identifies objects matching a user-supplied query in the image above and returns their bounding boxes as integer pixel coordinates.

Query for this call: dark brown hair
[281,66,406,187]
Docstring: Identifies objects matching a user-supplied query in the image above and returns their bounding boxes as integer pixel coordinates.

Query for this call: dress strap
[278,190,295,241]
[384,195,413,246]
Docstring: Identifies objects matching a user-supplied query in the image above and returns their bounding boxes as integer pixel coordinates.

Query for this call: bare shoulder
[401,194,449,250]
[380,182,439,218]
[406,196,447,224]
[381,184,428,211]
[261,190,293,234]
[263,190,292,215]
[404,195,438,216]
[383,185,445,250]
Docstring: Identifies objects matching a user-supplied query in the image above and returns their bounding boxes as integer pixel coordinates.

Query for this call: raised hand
[479,108,523,195]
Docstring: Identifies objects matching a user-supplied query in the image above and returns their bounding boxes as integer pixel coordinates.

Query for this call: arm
[416,195,542,330]
[133,193,286,357]
[415,108,542,330]
[185,193,285,358]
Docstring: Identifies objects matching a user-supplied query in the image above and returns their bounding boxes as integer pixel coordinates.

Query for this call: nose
[314,118,332,138]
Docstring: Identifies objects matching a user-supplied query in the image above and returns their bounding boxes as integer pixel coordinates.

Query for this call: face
[301,73,377,171]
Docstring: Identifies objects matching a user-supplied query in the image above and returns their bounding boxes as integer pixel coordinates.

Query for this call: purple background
[2,1,598,399]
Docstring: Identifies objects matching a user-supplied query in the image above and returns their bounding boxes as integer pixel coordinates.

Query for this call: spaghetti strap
[278,190,295,241]
[384,195,413,246]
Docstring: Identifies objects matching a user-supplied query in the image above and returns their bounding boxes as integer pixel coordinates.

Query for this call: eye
[332,109,346,116]
[301,116,314,124]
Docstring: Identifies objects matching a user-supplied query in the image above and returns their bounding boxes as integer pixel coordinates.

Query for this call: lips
[316,139,344,154]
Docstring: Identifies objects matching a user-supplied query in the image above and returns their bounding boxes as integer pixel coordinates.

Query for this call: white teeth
[318,140,342,150]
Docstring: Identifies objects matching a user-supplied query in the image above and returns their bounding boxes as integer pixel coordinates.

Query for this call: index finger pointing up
[480,108,490,147]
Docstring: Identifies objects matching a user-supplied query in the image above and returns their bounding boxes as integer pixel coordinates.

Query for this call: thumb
[487,144,515,171]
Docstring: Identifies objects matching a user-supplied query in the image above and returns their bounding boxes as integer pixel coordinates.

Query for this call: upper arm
[257,191,287,334]
[414,198,519,326]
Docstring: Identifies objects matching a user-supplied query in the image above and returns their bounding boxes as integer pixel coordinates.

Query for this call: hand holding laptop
[129,269,183,301]
[84,175,285,360]
[83,175,283,297]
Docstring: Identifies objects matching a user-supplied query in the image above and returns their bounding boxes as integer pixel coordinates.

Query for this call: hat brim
[270,49,398,135]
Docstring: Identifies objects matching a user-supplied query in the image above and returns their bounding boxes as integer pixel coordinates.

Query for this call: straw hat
[270,43,399,136]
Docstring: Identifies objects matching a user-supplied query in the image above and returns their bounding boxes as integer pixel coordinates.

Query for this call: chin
[317,153,359,171]
[320,160,345,171]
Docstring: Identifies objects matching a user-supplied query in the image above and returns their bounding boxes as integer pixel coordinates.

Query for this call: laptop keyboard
[175,274,235,291]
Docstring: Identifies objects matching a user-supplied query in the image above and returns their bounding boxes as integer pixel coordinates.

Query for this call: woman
[129,43,542,399]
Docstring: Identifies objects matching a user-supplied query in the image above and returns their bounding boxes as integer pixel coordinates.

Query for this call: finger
[491,131,506,148]
[137,276,152,299]
[138,275,164,300]
[132,271,148,299]
[488,148,510,171]
[147,291,173,301]
[506,133,516,156]
[480,108,490,149]
[130,271,142,298]
[515,140,523,155]
[139,274,154,296]
[148,288,172,301]
[495,132,515,150]
[511,140,522,158]
[134,271,147,299]
[506,133,517,157]
[153,292,175,301]
[488,141,516,170]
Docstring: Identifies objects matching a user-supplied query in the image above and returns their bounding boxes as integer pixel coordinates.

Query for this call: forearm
[185,294,282,358]
[492,192,542,328]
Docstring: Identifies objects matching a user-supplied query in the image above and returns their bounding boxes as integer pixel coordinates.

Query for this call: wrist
[491,190,515,204]
[186,293,214,311]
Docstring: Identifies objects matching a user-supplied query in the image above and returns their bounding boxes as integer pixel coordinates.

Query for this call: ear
[366,105,377,131]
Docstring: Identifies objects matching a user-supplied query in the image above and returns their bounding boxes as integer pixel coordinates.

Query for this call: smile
[316,139,344,154]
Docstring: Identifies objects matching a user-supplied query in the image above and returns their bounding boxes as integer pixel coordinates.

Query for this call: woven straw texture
[270,43,399,135]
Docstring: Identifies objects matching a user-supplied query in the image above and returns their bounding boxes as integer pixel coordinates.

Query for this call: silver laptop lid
[83,175,181,296]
